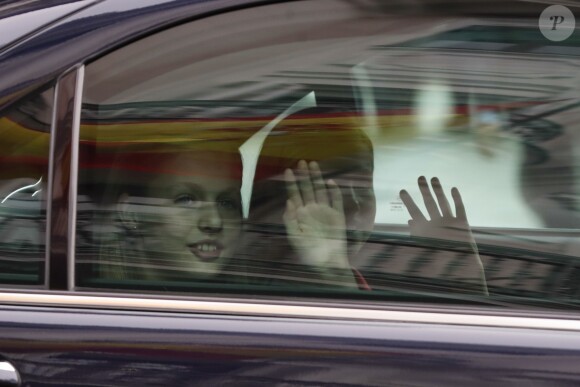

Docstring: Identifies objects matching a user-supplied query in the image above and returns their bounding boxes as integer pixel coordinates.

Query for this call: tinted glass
[78,0,580,309]
[0,86,52,286]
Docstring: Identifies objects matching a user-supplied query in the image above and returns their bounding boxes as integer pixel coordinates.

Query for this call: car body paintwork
[2,304,580,386]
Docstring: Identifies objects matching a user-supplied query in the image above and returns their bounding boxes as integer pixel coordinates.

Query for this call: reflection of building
[0,196,44,285]
[0,88,51,286]
[358,228,580,300]
[85,22,580,229]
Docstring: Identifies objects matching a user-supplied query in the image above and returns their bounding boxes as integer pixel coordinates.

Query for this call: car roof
[0,0,98,53]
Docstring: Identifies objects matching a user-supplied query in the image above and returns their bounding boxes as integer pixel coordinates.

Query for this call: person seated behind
[248,109,487,294]
[246,112,375,288]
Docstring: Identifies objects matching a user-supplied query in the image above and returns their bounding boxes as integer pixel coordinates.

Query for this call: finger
[452,187,467,220]
[284,168,303,208]
[418,176,441,219]
[400,189,426,221]
[284,199,297,220]
[310,161,329,205]
[328,179,344,212]
[431,177,452,217]
[297,160,315,204]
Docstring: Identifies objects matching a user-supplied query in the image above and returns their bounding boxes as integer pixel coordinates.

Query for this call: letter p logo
[540,5,575,41]
[550,15,565,30]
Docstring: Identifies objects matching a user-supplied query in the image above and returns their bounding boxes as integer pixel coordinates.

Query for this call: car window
[77,0,580,309]
[0,85,53,286]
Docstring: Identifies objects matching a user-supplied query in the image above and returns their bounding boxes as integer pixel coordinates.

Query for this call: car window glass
[78,0,580,309]
[0,86,52,286]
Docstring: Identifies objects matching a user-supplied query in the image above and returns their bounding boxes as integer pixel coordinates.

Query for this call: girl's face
[138,152,242,279]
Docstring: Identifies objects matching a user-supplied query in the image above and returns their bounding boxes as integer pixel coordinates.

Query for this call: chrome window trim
[0,292,578,331]
[68,65,84,291]
[45,84,58,288]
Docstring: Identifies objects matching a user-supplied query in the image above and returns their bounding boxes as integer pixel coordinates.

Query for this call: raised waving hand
[283,160,355,286]
[400,177,473,244]
[400,176,488,295]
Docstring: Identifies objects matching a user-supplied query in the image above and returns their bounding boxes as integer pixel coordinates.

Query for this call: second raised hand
[283,160,352,274]
[399,176,472,244]
[399,176,488,295]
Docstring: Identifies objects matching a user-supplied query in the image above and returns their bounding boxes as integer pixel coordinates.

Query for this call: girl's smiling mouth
[188,240,224,262]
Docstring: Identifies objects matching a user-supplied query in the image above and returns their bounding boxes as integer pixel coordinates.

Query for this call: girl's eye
[174,194,201,207]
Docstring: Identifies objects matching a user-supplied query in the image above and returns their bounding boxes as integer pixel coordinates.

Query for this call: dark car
[0,0,580,385]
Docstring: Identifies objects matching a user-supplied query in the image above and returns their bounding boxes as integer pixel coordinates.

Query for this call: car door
[1,0,580,386]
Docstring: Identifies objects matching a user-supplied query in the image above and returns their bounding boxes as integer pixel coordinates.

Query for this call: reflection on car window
[78,0,580,309]
[0,86,52,286]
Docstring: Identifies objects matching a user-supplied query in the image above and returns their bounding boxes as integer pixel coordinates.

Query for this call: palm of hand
[283,160,350,271]
[286,202,347,267]
[410,215,474,245]
[400,176,488,295]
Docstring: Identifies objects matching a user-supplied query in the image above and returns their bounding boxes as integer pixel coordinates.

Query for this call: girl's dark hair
[250,108,374,223]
